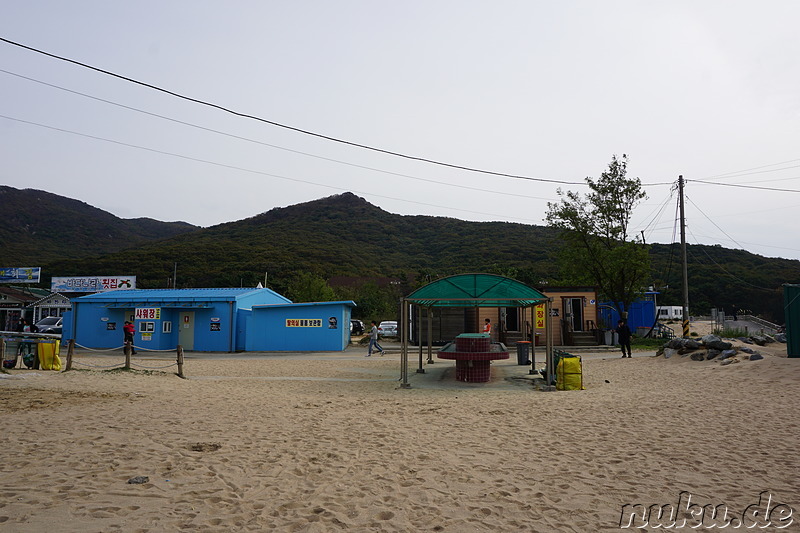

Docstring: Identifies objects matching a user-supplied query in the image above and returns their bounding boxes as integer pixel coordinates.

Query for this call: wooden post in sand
[65,339,75,371]
[0,338,5,365]
[176,345,185,378]
[124,343,131,370]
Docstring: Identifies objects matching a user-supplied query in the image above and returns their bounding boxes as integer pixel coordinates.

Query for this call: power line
[0,36,589,186]
[687,179,800,193]
[685,194,752,252]
[0,68,556,202]
[685,230,775,292]
[635,186,676,241]
[699,158,800,180]
[685,233,800,255]
[0,113,546,224]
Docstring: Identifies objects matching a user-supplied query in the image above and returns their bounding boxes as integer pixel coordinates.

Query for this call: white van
[656,306,683,320]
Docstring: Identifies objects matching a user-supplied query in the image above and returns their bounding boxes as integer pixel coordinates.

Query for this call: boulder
[749,353,764,361]
[683,339,701,350]
[720,358,739,366]
[719,349,737,360]
[690,352,706,361]
[737,337,753,345]
[706,349,721,360]
[751,335,768,346]
[701,334,721,345]
[739,347,755,354]
[706,340,733,351]
[775,333,787,343]
[663,348,677,359]
[666,338,685,349]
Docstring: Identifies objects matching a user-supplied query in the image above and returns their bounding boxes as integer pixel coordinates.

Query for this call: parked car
[35,316,63,335]
[378,321,398,336]
[350,319,365,335]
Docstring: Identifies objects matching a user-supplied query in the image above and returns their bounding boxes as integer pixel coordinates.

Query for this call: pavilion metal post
[417,304,425,373]
[426,306,434,364]
[545,298,555,390]
[400,299,411,388]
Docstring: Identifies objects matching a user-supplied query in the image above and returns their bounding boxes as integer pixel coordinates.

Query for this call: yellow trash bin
[556,355,584,390]
[37,341,61,371]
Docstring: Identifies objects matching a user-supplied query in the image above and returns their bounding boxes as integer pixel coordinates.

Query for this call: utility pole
[678,175,690,337]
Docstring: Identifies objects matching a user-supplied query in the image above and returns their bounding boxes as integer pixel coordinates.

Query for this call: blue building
[599,291,659,333]
[245,301,356,352]
[65,288,291,352]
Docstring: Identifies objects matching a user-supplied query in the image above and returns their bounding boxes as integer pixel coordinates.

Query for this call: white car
[378,321,398,336]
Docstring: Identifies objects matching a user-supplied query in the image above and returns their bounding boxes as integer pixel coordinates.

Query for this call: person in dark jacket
[616,319,632,358]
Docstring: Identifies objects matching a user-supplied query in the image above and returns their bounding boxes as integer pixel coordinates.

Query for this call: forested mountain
[40,192,560,290]
[0,186,198,263]
[5,189,799,322]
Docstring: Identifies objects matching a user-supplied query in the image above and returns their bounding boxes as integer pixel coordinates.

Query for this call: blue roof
[73,287,290,303]
[253,300,356,310]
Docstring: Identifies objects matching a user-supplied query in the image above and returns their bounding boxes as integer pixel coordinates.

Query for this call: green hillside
[0,186,198,263]
[7,190,799,323]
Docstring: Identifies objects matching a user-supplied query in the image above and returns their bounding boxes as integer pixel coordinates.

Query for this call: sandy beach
[1,325,798,532]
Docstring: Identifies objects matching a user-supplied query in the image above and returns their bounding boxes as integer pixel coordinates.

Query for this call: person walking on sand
[366,320,385,357]
[616,319,632,358]
[123,320,137,355]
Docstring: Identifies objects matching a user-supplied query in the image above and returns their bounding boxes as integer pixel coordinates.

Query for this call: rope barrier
[69,360,128,369]
[130,361,178,370]
[66,342,184,376]
[74,343,126,353]
[73,343,181,353]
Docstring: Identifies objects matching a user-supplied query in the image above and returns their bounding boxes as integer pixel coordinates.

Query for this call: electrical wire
[686,233,800,255]
[685,194,767,255]
[688,179,800,193]
[698,158,800,180]
[0,36,589,186]
[0,68,555,202]
[635,185,676,242]
[0,113,546,224]
[685,230,775,291]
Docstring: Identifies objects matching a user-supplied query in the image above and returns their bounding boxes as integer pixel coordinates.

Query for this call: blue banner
[0,267,41,284]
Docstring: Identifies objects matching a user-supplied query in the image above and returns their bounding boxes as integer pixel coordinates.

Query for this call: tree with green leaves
[286,271,336,303]
[546,155,650,318]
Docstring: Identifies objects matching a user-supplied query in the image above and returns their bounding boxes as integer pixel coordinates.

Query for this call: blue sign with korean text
[0,267,41,284]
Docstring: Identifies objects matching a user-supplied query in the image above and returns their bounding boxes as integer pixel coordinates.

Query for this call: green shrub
[712,327,748,338]
[630,337,666,349]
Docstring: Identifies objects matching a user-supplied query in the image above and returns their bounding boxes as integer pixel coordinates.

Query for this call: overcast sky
[2,1,799,261]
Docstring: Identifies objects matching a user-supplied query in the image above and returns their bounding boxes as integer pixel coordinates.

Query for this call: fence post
[65,339,75,371]
[124,343,131,370]
[176,345,184,378]
[0,338,5,368]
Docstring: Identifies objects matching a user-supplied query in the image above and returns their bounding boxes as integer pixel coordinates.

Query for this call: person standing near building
[616,319,632,358]
[16,318,38,362]
[483,318,492,336]
[366,320,384,357]
[123,321,137,355]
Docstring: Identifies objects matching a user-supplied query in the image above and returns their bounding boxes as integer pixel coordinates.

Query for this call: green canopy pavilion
[399,273,554,388]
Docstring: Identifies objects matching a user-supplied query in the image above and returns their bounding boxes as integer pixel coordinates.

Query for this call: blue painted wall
[67,288,291,352]
[247,301,356,351]
[599,299,657,331]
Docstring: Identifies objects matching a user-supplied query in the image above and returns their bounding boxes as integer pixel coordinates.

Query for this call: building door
[571,298,584,331]
[502,307,520,331]
[179,311,195,350]
[563,298,584,332]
